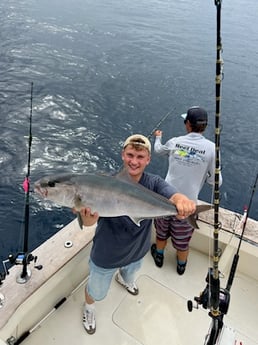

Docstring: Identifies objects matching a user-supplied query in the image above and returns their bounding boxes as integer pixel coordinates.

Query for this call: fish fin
[195,204,214,214]
[187,215,199,229]
[115,169,136,183]
[77,212,83,230]
[129,217,143,226]
[74,194,82,208]
[187,204,214,229]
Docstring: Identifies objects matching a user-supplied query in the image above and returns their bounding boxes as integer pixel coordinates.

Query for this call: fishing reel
[1,252,43,284]
[8,252,42,269]
[0,271,6,286]
[187,267,230,315]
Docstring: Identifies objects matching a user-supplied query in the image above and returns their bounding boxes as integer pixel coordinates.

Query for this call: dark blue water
[1,0,258,263]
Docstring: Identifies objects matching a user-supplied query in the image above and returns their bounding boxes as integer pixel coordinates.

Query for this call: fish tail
[188,204,213,229]
[77,212,83,230]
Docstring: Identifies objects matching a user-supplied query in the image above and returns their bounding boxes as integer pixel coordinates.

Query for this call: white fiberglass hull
[0,206,257,345]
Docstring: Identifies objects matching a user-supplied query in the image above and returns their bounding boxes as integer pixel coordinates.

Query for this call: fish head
[34,174,80,208]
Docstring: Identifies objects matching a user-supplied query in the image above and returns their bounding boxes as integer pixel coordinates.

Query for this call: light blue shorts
[86,258,142,301]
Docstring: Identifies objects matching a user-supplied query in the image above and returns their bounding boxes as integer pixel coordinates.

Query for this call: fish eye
[48,181,56,187]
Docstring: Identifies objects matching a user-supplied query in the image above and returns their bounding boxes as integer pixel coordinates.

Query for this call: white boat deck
[1,216,258,345]
[20,248,212,345]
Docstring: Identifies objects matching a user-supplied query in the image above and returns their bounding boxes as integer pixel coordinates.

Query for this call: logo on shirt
[173,144,206,164]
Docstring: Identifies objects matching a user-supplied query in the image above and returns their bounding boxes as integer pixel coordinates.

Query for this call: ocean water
[0,0,257,263]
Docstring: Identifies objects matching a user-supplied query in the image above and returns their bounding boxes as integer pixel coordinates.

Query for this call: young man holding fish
[78,134,196,335]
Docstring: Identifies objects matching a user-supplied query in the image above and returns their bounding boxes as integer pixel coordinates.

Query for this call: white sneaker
[115,272,139,295]
[82,308,96,334]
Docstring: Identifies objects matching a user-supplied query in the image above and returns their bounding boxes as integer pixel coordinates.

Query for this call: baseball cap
[123,134,151,153]
[181,106,208,125]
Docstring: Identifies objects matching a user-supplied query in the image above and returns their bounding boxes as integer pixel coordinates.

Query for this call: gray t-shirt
[155,133,222,201]
[90,172,176,268]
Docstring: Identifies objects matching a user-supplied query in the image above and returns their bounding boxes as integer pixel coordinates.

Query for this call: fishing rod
[187,1,257,342]
[187,1,224,344]
[1,83,42,284]
[117,105,175,172]
[146,105,176,139]
[225,172,257,292]
[23,82,34,254]
[187,173,258,343]
[9,82,36,283]
[209,0,223,324]
[17,82,43,282]
[201,1,223,343]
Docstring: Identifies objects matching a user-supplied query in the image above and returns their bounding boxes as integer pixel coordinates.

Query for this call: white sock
[85,303,95,312]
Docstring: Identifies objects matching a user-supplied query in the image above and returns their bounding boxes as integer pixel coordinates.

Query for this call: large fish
[34,172,212,229]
